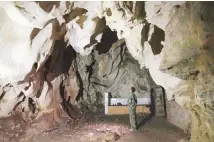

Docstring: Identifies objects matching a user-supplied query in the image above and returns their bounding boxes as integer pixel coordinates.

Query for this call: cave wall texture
[0,1,214,142]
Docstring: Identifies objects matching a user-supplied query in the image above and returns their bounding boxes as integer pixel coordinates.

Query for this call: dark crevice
[189,70,200,78]
[50,41,76,77]
[150,87,166,117]
[72,53,84,102]
[33,62,38,70]
[74,70,84,102]
[59,82,75,121]
[24,83,31,91]
[16,91,24,100]
[149,25,165,55]
[42,41,76,99]
[91,82,108,88]
[30,28,41,45]
[11,96,26,114]
[135,1,146,19]
[156,8,161,14]
[174,5,181,8]
[0,84,13,101]
[109,43,126,75]
[161,87,167,118]
[86,54,96,91]
[95,27,118,55]
[35,81,44,98]
[0,91,6,101]
[19,39,76,100]
[28,97,36,113]
[59,82,82,125]
[3,83,13,88]
[41,55,53,99]
[141,22,150,46]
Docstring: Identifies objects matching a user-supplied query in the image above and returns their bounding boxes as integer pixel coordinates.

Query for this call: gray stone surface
[75,39,156,111]
[160,2,214,79]
[151,86,165,117]
[166,99,191,132]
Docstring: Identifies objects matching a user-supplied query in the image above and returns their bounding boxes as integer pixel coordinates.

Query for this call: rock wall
[0,1,214,142]
[166,99,191,132]
[0,1,156,119]
[75,38,156,112]
[151,86,166,117]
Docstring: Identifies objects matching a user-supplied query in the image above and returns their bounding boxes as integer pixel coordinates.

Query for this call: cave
[0,1,213,142]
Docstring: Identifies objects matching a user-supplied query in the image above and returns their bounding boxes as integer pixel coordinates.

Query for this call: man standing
[128,87,138,131]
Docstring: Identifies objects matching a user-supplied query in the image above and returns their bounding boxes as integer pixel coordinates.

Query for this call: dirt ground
[0,113,189,142]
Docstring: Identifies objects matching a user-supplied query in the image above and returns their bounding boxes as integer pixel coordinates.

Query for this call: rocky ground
[0,113,189,142]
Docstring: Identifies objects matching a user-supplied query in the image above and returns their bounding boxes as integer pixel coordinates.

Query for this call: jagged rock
[157,1,214,110]
[143,42,184,101]
[160,2,214,77]
[0,1,73,28]
[75,38,156,111]
[0,2,214,142]
[145,1,185,30]
[158,2,214,141]
[103,1,145,68]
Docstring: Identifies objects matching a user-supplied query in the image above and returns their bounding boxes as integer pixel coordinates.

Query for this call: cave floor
[0,113,188,142]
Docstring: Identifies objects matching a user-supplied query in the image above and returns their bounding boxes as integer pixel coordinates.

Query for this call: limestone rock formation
[0,1,214,142]
[75,38,155,111]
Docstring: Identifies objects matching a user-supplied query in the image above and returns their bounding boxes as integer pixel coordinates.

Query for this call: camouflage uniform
[128,93,137,130]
